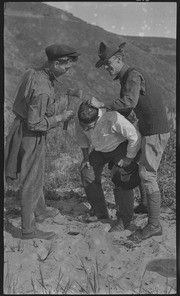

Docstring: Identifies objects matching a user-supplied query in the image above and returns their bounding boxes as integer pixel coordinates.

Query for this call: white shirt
[75,109,141,158]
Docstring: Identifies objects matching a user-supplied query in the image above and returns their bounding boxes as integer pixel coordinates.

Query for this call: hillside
[4,3,176,294]
[4,2,176,136]
[124,35,176,67]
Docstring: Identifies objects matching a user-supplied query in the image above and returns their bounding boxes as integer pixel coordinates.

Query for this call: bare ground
[4,187,176,294]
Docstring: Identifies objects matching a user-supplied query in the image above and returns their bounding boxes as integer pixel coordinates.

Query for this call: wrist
[100,102,105,108]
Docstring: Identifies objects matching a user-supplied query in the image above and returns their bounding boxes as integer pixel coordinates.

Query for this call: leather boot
[129,191,162,242]
[108,217,125,232]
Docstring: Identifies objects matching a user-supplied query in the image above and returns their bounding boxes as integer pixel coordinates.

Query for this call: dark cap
[95,41,126,68]
[111,161,141,190]
[45,43,81,61]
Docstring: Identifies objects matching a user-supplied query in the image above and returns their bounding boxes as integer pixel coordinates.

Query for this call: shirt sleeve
[75,117,90,149]
[112,112,141,158]
[107,71,142,114]
[27,94,57,131]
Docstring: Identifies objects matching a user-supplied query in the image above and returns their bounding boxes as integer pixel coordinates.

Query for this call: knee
[139,166,156,182]
[139,166,159,194]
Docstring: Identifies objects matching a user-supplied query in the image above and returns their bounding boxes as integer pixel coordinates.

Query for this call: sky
[44,2,177,39]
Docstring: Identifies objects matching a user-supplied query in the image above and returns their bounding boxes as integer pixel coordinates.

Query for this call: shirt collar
[97,108,103,120]
[97,108,106,123]
[43,62,58,82]
[113,64,130,82]
[37,62,58,83]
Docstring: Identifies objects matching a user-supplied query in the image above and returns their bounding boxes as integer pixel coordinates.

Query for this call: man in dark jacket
[89,41,170,242]
[5,43,80,240]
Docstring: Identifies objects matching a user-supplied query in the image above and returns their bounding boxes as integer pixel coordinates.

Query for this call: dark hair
[78,102,98,124]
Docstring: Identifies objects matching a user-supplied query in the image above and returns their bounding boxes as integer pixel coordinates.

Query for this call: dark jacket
[106,65,170,136]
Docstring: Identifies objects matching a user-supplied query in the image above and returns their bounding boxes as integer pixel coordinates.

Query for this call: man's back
[76,109,141,157]
[120,67,170,136]
[13,68,54,120]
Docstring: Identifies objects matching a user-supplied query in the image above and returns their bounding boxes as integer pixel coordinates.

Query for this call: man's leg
[81,150,109,219]
[109,187,134,232]
[130,132,170,241]
[34,191,59,223]
[105,141,134,231]
[20,134,56,239]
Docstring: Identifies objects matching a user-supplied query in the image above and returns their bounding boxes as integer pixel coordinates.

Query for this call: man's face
[79,117,99,131]
[103,55,123,76]
[53,57,78,77]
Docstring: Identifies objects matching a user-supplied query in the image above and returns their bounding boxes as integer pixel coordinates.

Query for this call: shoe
[36,208,59,223]
[108,219,125,232]
[128,223,162,243]
[134,203,148,214]
[78,213,109,223]
[22,229,58,240]
[89,207,96,216]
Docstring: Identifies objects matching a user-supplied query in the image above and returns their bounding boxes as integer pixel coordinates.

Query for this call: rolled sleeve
[113,113,141,159]
[27,94,57,131]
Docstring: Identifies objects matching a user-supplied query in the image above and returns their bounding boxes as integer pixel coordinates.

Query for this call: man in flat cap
[5,43,80,240]
[88,41,170,242]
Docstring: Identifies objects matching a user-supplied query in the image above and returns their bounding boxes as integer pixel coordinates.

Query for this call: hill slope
[4,2,176,136]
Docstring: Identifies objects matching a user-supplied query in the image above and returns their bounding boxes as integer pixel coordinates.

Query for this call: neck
[44,61,57,81]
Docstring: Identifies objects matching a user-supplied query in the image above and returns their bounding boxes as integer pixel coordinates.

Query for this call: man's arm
[75,117,92,169]
[89,71,142,115]
[113,112,141,166]
[27,94,73,131]
[108,73,141,113]
[80,148,91,169]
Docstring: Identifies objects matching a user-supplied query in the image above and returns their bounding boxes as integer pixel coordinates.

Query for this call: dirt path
[4,188,176,294]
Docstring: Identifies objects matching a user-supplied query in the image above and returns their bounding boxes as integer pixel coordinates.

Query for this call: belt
[22,122,47,137]
[15,115,47,136]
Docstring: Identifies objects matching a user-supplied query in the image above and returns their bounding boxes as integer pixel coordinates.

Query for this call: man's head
[95,41,126,77]
[45,43,81,77]
[78,102,99,131]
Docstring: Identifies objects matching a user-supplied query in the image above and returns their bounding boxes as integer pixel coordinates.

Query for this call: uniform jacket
[105,65,170,136]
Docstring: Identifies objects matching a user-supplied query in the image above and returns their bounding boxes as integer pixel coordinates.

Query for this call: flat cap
[45,43,81,61]
[111,162,141,190]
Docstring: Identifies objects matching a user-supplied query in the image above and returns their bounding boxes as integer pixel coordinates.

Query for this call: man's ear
[117,55,123,62]
[54,60,59,68]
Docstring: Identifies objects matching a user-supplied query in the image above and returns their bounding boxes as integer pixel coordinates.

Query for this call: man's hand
[55,110,74,122]
[80,160,90,170]
[110,164,119,179]
[87,97,104,108]
[118,157,133,167]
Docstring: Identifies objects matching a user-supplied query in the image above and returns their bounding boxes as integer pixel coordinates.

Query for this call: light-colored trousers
[139,132,170,195]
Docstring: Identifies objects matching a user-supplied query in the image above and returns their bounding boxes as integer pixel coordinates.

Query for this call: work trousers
[81,141,134,225]
[138,132,170,226]
[139,133,170,194]
[18,129,47,235]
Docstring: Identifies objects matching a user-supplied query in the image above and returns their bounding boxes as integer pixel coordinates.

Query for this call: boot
[129,191,162,242]
[134,182,148,214]
[108,217,125,232]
